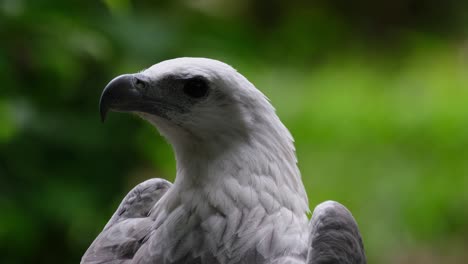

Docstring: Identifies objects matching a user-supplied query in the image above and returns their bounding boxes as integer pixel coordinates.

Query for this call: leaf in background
[102,0,131,15]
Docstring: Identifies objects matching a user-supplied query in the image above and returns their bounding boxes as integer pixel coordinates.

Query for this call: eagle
[82,58,366,264]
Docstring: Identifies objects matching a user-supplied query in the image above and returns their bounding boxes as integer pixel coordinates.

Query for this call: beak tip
[99,74,137,123]
[99,94,109,123]
[100,110,107,123]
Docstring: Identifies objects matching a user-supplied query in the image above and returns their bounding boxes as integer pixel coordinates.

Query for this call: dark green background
[1,0,467,263]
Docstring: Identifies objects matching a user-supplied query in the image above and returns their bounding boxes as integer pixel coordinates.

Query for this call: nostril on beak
[134,76,149,91]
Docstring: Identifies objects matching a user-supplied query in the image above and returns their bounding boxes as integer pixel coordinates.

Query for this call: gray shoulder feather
[307,201,366,264]
[81,178,172,264]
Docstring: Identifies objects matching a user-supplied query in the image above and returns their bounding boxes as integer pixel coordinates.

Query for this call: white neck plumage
[164,115,309,218]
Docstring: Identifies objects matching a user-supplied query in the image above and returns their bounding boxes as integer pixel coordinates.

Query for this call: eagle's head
[100,58,281,154]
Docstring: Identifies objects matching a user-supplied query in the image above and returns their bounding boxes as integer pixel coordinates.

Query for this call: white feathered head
[100,58,286,153]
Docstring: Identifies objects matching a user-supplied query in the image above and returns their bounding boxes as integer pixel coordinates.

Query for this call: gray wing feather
[81,178,172,264]
[307,201,366,264]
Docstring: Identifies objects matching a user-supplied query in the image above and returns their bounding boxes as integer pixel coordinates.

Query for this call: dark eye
[183,77,209,98]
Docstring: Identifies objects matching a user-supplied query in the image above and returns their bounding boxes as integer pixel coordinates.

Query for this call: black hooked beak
[99,74,146,122]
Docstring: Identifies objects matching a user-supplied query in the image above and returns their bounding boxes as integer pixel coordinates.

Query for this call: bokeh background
[1,0,468,263]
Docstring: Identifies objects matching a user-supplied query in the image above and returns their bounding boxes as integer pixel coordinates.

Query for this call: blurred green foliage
[1,0,467,263]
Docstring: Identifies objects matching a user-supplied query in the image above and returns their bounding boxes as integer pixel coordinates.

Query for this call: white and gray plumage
[82,58,366,264]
